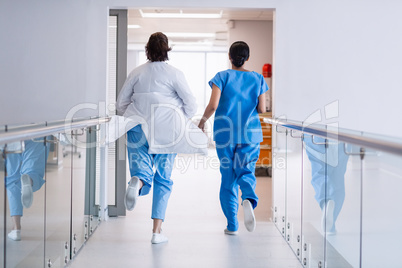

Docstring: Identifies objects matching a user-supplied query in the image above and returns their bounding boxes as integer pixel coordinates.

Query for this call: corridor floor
[69,151,302,268]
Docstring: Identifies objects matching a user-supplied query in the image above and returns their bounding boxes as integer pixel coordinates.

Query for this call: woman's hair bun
[229,41,249,68]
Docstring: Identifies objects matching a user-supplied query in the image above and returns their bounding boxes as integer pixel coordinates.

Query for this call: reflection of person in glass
[304,135,349,235]
[5,139,48,241]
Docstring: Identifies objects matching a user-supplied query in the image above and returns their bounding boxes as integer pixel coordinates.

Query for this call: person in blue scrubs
[198,41,269,234]
[304,134,349,235]
[5,138,48,241]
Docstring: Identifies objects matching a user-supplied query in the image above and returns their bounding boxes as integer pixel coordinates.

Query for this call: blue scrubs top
[209,69,269,144]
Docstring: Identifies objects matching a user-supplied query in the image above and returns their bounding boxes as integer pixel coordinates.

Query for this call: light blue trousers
[304,135,349,229]
[216,143,260,232]
[5,139,48,216]
[127,125,176,221]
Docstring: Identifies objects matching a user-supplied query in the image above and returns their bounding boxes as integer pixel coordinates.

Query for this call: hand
[198,121,205,132]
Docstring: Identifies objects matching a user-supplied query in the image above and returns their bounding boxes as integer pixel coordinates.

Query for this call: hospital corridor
[2,1,402,268]
[68,150,300,267]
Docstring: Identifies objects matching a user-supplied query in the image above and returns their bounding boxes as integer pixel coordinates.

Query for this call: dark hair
[229,41,250,68]
[145,32,172,62]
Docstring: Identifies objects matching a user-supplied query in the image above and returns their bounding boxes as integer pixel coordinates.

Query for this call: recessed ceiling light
[171,41,213,46]
[128,25,141,29]
[165,32,215,38]
[139,9,222,19]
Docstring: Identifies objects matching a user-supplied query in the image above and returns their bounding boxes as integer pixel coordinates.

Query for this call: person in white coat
[116,32,199,244]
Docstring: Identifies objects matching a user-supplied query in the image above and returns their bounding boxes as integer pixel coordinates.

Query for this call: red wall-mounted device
[262,63,272,78]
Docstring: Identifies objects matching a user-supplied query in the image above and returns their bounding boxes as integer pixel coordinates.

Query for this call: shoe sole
[151,239,168,244]
[243,200,256,232]
[21,174,33,208]
[151,235,168,244]
[124,176,139,211]
[224,229,238,235]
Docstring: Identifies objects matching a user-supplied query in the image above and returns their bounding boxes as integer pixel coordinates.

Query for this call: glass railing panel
[0,117,108,267]
[324,142,360,268]
[267,117,402,267]
[286,130,303,260]
[1,144,5,266]
[272,125,287,237]
[303,136,361,268]
[71,128,90,259]
[45,133,72,267]
[5,137,47,267]
[361,150,402,267]
[302,134,326,267]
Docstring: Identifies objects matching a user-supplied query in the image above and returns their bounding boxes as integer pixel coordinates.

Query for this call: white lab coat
[116,61,207,155]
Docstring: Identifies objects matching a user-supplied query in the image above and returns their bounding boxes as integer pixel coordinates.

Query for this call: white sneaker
[8,230,21,241]
[321,200,335,235]
[151,233,168,244]
[243,199,256,232]
[124,176,140,211]
[21,174,33,208]
[224,228,238,235]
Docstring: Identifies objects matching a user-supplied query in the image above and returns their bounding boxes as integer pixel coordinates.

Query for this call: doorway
[126,8,274,113]
[107,8,275,217]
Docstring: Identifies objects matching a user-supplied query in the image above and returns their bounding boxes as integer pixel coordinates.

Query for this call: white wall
[273,0,402,138]
[0,1,108,125]
[1,0,402,139]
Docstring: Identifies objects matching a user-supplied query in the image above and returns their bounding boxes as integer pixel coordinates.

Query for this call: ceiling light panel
[128,25,141,29]
[164,32,216,38]
[139,9,222,19]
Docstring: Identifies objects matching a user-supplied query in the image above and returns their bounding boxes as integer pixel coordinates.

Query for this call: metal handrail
[264,118,402,156]
[0,117,110,145]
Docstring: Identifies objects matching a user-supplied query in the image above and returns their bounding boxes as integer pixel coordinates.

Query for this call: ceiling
[127,8,274,50]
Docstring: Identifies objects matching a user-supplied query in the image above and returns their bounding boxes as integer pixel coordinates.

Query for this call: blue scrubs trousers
[5,139,48,216]
[304,135,349,229]
[127,125,176,221]
[216,143,260,232]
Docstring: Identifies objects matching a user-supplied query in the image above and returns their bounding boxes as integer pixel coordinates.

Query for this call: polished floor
[68,151,302,268]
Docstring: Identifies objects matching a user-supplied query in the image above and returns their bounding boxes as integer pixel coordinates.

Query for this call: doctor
[116,32,198,244]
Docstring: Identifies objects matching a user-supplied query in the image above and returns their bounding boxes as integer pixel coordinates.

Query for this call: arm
[174,70,197,118]
[198,84,221,132]
[257,74,269,114]
[257,92,266,113]
[116,72,135,116]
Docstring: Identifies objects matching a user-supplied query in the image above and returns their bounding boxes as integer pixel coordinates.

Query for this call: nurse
[198,41,269,234]
[116,32,198,244]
